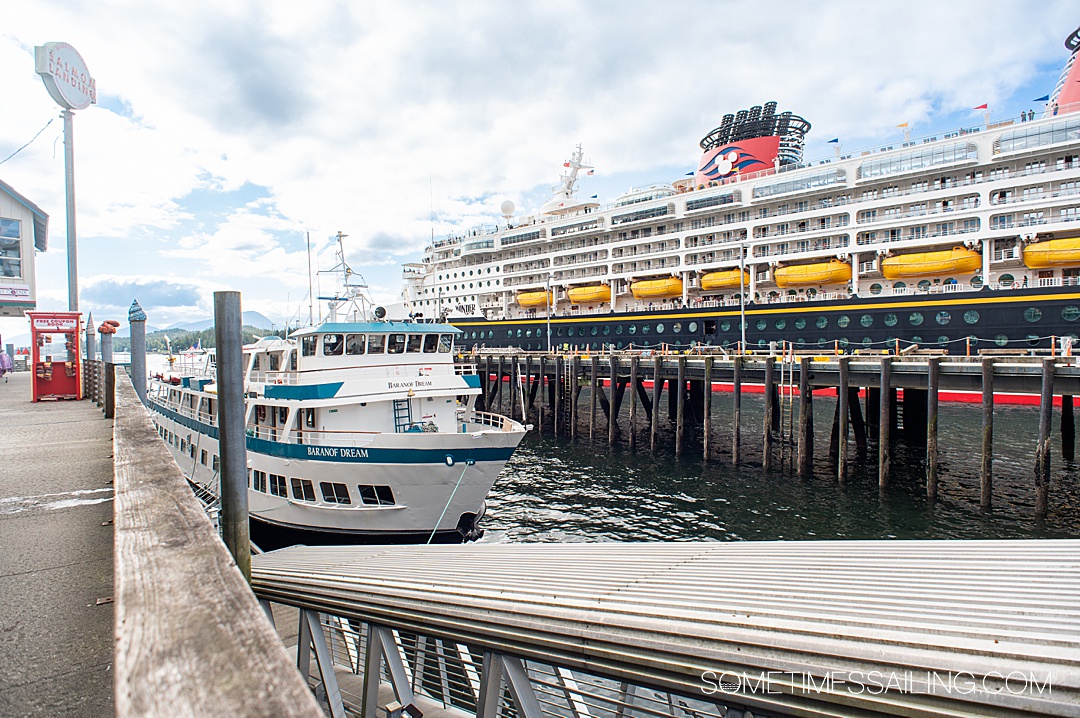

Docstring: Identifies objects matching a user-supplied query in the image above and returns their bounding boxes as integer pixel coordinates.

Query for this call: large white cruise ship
[402,27,1080,354]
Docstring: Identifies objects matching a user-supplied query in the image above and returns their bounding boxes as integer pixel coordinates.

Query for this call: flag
[587,169,594,175]
[896,122,908,128]
[973,103,988,110]
[685,171,695,176]
[563,161,570,167]
[590,194,598,199]
[1034,94,1050,102]
[827,138,839,143]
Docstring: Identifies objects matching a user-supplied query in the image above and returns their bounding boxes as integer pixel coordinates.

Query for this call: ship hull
[451,285,1080,352]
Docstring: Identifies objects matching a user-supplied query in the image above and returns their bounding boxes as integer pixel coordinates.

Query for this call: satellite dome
[500,200,515,217]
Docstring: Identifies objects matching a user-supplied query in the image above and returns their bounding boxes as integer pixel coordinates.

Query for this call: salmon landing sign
[34,42,97,111]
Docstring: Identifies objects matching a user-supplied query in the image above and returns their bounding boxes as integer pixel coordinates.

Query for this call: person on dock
[0,349,12,382]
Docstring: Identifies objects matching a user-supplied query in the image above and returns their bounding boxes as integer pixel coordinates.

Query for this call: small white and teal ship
[146,261,528,550]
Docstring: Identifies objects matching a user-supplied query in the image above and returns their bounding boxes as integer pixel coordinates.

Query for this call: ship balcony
[554,266,608,281]
[752,234,850,258]
[856,201,979,225]
[1036,276,1080,288]
[992,248,1021,262]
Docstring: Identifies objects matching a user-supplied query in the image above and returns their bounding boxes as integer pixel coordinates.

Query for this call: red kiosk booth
[27,312,83,401]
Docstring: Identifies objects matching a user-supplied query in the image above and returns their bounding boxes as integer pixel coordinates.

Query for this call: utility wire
[0,118,55,166]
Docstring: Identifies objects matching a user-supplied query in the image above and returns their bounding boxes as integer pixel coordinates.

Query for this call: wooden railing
[111,373,320,717]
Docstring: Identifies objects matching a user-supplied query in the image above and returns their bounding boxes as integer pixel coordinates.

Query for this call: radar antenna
[317,231,378,323]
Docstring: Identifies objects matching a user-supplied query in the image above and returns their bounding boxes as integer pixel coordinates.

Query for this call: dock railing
[111,372,321,717]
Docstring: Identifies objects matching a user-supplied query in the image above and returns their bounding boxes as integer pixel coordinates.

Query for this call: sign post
[34,42,96,312]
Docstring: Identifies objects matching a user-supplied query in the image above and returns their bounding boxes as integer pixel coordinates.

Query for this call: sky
[1,0,1077,343]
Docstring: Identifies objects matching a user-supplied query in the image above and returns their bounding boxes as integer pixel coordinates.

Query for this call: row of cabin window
[250,470,395,506]
[301,332,454,357]
[158,424,221,471]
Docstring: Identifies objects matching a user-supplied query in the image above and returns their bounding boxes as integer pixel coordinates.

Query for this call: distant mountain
[1,324,161,349]
[163,311,276,332]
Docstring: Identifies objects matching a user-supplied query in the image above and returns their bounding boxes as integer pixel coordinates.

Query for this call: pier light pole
[35,43,96,312]
[546,273,553,353]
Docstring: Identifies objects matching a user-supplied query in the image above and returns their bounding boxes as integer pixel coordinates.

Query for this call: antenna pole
[306,231,314,326]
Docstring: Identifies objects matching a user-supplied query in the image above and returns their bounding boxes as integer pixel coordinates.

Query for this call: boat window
[797,338,806,348]
[720,320,731,332]
[756,319,767,331]
[358,485,396,506]
[603,325,611,336]
[438,335,453,353]
[884,313,898,327]
[346,334,366,355]
[794,318,806,330]
[964,311,980,325]
[861,315,873,327]
[269,354,280,371]
[938,336,950,346]
[252,470,267,493]
[387,334,406,354]
[269,474,288,497]
[641,324,651,335]
[616,325,624,335]
[839,338,849,348]
[918,280,932,290]
[995,334,1009,346]
[656,324,665,334]
[1024,308,1042,323]
[320,482,351,505]
[818,338,828,348]
[775,319,787,330]
[302,336,317,356]
[909,312,924,326]
[837,315,850,328]
[870,283,883,295]
[323,334,344,356]
[407,334,424,352]
[816,316,828,329]
[688,322,698,333]
[367,334,386,353]
[628,325,637,335]
[291,478,316,502]
[212,455,219,471]
[936,311,951,325]
[590,326,598,336]
[423,334,439,353]
[1063,306,1080,322]
[304,408,316,428]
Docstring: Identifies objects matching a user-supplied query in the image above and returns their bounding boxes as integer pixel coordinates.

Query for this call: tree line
[111,326,289,353]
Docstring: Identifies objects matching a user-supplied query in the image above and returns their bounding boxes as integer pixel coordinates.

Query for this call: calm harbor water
[484,393,1080,542]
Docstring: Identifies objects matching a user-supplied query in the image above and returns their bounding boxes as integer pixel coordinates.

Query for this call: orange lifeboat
[774,260,851,288]
[630,277,683,299]
[516,290,552,307]
[566,284,611,303]
[1023,238,1080,268]
[881,247,981,279]
[700,269,750,291]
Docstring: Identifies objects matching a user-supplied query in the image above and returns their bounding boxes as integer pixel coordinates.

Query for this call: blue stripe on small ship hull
[150,400,516,464]
[264,382,343,400]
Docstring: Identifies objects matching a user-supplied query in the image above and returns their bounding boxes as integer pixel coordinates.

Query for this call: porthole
[1064,306,1080,322]
[488,331,494,339]
[862,337,872,347]
[656,323,665,334]
[720,320,731,332]
[995,335,1008,346]
[817,338,828,347]
[566,327,574,337]
[796,338,806,348]
[1000,274,1015,287]
[688,322,698,332]
[860,315,873,327]
[884,313,898,327]
[1024,307,1042,323]
[516,329,522,338]
[629,325,637,335]
[937,336,949,346]
[918,280,931,290]
[758,339,767,348]
[893,281,906,289]
[838,337,849,348]
[506,330,513,338]
[967,335,979,346]
[603,325,611,336]
[722,339,731,348]
[616,341,624,349]
[756,319,768,331]
[870,283,883,295]
[590,326,598,336]
[815,316,828,329]
[616,325,624,335]
[556,327,564,337]
[591,342,598,351]
[672,322,682,333]
[911,336,923,344]
[971,275,983,289]
[837,315,850,328]
[1027,334,1041,346]
[641,324,651,335]
[936,311,951,325]
[909,312,924,326]
[775,318,787,330]
[525,329,533,338]
[794,318,806,330]
[963,310,979,324]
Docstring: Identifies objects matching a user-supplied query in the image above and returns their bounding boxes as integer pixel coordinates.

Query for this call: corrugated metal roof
[253,539,1080,717]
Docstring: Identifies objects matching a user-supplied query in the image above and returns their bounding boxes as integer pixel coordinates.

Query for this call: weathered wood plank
[112,375,321,717]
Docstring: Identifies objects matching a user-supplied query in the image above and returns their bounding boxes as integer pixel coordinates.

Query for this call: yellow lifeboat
[700,269,750,291]
[566,284,611,303]
[516,290,552,307]
[880,247,981,279]
[1023,238,1080,268]
[630,277,683,299]
[774,260,851,288]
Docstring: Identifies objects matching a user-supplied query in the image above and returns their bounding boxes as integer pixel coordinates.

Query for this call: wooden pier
[465,350,1080,518]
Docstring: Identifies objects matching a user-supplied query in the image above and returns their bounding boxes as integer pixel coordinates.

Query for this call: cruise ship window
[367,334,386,353]
[323,334,344,356]
[387,334,406,354]
[346,334,366,355]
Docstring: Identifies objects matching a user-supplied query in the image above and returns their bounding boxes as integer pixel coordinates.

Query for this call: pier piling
[676,357,686,457]
[798,357,813,479]
[878,358,892,489]
[838,357,850,483]
[732,356,742,465]
[1063,394,1075,462]
[589,356,598,440]
[704,356,714,462]
[629,355,639,451]
[651,355,662,453]
[609,354,620,447]
[1036,358,1055,518]
[762,357,775,470]
[214,291,250,583]
[927,357,940,500]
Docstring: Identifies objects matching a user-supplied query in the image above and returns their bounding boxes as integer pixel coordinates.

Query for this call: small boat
[881,247,981,279]
[566,284,611,303]
[146,237,528,550]
[1023,237,1080,268]
[700,268,749,290]
[630,277,683,299]
[774,260,851,287]
[516,290,552,307]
